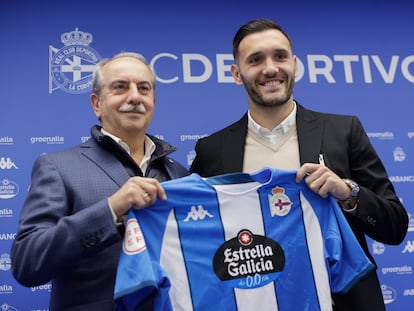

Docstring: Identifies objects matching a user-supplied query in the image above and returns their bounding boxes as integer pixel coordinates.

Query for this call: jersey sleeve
[114,210,173,311]
[114,174,204,310]
[323,196,375,293]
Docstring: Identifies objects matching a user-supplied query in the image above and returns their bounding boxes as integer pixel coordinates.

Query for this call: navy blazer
[190,103,408,311]
[11,128,188,311]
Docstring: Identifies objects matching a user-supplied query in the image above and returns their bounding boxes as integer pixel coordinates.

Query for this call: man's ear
[231,64,243,85]
[90,93,101,120]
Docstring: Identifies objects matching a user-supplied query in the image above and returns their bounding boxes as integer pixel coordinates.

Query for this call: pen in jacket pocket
[318,154,326,167]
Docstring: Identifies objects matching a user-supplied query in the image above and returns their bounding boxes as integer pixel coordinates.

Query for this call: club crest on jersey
[49,28,102,94]
[268,186,292,217]
[213,229,285,289]
[123,218,147,255]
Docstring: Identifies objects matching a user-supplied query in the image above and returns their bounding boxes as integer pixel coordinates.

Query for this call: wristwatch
[340,178,360,212]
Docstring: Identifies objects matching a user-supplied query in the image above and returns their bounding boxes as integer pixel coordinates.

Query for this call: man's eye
[114,84,127,90]
[275,51,290,60]
[249,56,261,64]
[138,84,152,94]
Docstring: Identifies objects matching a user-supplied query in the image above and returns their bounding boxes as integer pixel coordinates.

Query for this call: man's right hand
[109,176,167,220]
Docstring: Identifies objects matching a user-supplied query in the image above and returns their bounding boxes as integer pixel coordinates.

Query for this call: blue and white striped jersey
[114,168,374,311]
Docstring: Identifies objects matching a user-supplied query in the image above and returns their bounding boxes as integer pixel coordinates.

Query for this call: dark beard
[241,74,293,108]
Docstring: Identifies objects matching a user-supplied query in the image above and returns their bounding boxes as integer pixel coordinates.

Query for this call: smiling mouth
[122,110,144,114]
[262,80,282,87]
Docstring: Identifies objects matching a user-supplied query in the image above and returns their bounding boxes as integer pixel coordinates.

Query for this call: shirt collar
[248,101,297,138]
[100,128,155,162]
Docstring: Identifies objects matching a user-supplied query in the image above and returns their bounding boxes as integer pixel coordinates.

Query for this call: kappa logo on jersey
[49,28,102,94]
[213,229,285,289]
[183,204,213,222]
[123,218,146,255]
[268,186,292,216]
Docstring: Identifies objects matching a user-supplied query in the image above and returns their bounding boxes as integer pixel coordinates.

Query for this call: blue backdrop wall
[1,1,413,310]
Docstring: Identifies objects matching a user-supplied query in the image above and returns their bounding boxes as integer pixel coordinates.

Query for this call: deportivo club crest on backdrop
[49,28,102,94]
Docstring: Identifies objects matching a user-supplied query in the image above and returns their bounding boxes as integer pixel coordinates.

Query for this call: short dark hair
[232,19,293,60]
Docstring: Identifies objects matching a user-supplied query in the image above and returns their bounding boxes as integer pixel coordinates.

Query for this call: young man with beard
[190,19,408,311]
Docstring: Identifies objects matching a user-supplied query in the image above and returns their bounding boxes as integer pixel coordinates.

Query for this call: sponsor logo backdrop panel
[0,1,413,310]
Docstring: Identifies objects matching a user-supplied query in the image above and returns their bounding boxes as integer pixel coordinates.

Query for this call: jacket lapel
[80,139,130,187]
[296,103,324,165]
[221,114,248,173]
[220,104,324,172]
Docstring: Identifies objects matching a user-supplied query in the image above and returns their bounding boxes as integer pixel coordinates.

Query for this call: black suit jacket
[190,103,408,311]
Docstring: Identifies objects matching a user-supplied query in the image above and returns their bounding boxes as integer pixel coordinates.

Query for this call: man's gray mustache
[119,103,146,113]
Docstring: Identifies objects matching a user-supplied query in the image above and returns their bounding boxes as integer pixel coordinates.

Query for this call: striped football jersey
[114,168,374,311]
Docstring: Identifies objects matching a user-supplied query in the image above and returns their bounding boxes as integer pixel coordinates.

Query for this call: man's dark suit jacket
[190,103,408,311]
[11,127,188,311]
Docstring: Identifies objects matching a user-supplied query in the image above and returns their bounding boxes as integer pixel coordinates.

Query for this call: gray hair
[92,52,156,97]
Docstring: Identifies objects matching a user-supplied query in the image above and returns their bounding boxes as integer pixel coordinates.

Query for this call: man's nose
[127,83,141,102]
[263,59,279,75]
